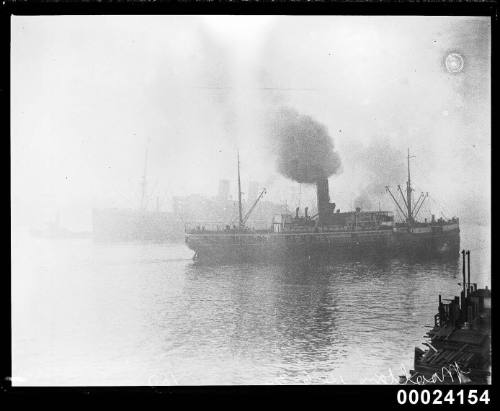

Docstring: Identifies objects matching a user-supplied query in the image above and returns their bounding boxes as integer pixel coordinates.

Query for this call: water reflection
[178,254,461,383]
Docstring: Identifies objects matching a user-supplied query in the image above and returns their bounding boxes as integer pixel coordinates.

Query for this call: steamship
[92,147,184,242]
[185,151,460,262]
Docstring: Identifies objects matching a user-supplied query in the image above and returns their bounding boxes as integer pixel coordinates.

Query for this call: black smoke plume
[268,107,342,184]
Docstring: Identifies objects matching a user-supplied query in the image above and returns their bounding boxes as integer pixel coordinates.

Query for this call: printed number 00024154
[396,389,490,405]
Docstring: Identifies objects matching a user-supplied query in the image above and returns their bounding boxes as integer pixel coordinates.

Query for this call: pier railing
[435,286,491,329]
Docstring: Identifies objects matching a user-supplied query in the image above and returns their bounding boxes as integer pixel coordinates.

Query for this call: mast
[406,148,413,224]
[140,146,148,212]
[386,148,426,225]
[237,151,243,229]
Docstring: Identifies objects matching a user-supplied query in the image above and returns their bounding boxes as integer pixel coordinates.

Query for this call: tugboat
[185,150,457,262]
[402,250,491,385]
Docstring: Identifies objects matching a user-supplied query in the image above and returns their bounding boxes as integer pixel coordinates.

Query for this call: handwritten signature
[399,362,472,385]
[146,362,471,385]
[273,362,471,385]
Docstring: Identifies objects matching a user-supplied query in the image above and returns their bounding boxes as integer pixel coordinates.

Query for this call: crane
[242,188,267,226]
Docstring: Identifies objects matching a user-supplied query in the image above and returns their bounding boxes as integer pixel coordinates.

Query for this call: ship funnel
[305,207,309,218]
[296,207,300,218]
[316,178,330,225]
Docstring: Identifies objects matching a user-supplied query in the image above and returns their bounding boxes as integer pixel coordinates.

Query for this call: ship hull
[393,223,460,257]
[188,234,391,262]
[186,226,460,262]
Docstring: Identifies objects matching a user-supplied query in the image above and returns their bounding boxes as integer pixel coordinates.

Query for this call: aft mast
[406,148,414,224]
[237,151,243,230]
[385,148,428,226]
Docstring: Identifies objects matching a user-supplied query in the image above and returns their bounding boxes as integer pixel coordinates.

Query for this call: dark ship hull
[186,228,394,262]
[92,208,185,242]
[393,222,460,257]
[186,225,460,263]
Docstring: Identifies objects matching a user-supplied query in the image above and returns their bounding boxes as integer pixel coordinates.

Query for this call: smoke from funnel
[353,191,373,211]
[352,140,406,211]
[268,107,342,184]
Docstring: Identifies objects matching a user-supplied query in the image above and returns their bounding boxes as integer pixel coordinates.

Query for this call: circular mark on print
[445,52,465,74]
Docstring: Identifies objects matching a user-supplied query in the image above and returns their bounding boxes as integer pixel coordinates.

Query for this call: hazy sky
[11,16,490,229]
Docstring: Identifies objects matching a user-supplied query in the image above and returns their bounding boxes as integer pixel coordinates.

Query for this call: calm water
[12,224,490,385]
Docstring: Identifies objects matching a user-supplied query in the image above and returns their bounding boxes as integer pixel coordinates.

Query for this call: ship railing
[184,221,271,234]
[431,217,459,226]
[184,222,233,233]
